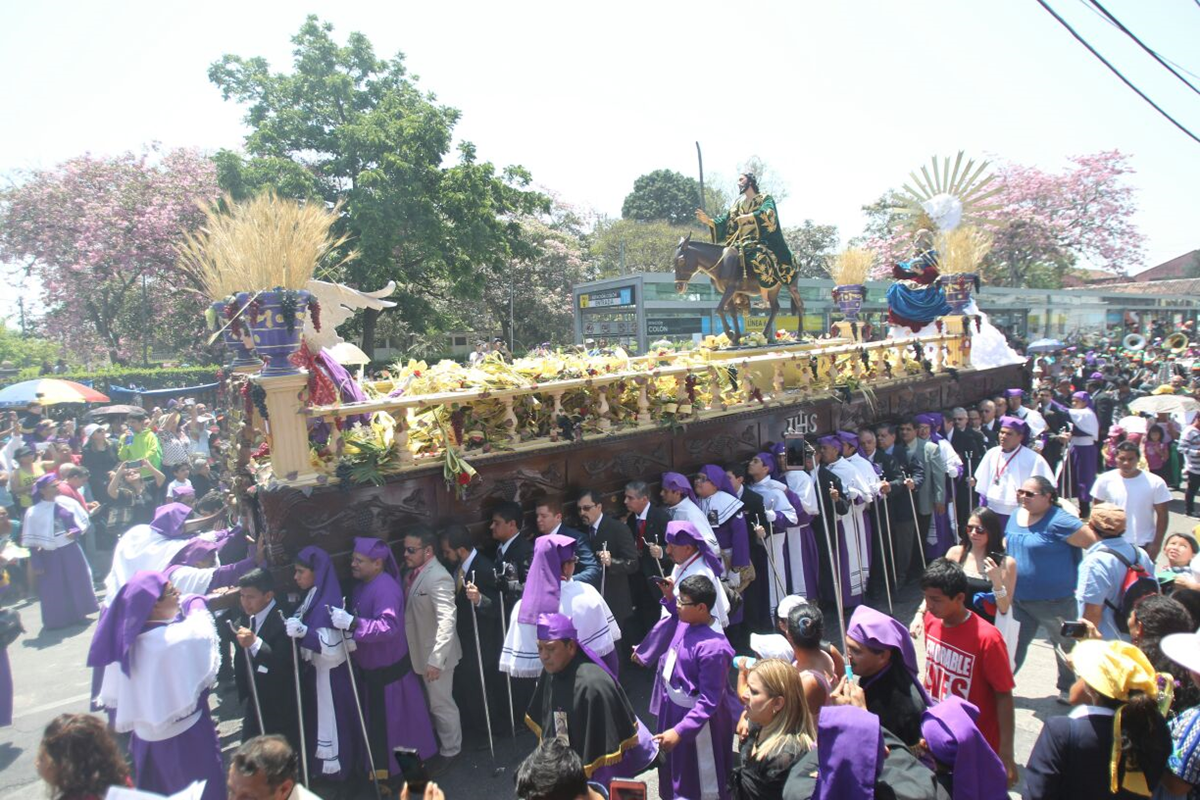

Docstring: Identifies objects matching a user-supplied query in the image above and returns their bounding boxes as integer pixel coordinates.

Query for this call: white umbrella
[1129,395,1200,417]
[1117,415,1148,435]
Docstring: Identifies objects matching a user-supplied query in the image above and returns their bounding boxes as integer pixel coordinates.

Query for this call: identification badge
[554,710,570,743]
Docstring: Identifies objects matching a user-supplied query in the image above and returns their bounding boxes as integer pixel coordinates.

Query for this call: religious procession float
[183,154,1026,571]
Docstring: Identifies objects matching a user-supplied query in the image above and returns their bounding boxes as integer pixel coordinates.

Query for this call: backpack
[0,609,24,649]
[1100,544,1159,634]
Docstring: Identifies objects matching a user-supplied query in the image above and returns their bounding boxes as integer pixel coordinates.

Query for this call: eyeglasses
[965,524,986,533]
[403,546,423,554]
[578,504,598,512]
[676,600,698,607]
[1015,489,1039,498]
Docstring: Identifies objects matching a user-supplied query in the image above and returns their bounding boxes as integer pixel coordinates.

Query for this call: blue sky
[2,0,1198,323]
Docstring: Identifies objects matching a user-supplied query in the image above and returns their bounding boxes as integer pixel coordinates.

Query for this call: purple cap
[1090,371,1105,381]
[813,706,885,800]
[700,464,736,496]
[33,473,60,497]
[87,570,168,676]
[169,539,218,568]
[661,472,696,503]
[754,452,779,480]
[998,415,1030,445]
[921,696,1007,800]
[518,533,576,625]
[665,520,723,576]
[1005,388,1024,398]
[353,537,400,580]
[914,413,945,443]
[846,605,931,704]
[536,611,616,680]
[836,430,859,449]
[168,484,195,499]
[817,434,841,450]
[149,503,194,540]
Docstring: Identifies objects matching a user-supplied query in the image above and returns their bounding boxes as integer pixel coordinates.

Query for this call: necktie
[637,519,647,552]
[250,615,258,634]
[455,567,464,593]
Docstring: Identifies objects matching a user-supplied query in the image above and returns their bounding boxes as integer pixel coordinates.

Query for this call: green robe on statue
[706,193,795,289]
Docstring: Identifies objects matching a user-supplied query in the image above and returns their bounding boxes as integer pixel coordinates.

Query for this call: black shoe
[426,754,457,778]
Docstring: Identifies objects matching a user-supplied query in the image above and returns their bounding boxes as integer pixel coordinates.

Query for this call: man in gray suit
[403,525,463,772]
[898,417,945,582]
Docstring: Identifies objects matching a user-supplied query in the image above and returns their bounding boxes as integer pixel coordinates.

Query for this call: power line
[1074,0,1200,82]
[1033,0,1200,144]
[1087,0,1200,95]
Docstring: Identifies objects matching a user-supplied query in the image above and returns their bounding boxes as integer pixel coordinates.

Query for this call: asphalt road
[3,493,1197,799]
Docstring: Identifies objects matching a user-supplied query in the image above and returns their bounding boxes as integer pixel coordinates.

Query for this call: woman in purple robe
[284,545,362,782]
[21,474,99,629]
[329,537,437,788]
[88,570,226,800]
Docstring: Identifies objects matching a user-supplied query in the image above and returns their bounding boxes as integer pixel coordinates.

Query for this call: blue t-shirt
[1006,506,1083,601]
[1076,538,1155,642]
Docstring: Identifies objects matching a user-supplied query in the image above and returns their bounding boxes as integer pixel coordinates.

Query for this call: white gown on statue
[887,300,1023,369]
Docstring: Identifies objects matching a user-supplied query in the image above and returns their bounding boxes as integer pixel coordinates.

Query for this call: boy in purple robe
[88,570,226,800]
[694,465,750,627]
[329,537,437,789]
[634,573,738,800]
[285,545,362,781]
[21,474,98,629]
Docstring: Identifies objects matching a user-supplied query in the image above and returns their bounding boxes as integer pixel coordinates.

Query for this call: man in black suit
[232,568,299,750]
[724,464,770,631]
[577,489,639,656]
[1036,385,1072,475]
[622,480,671,638]
[534,499,602,588]
[441,524,507,745]
[859,427,899,604]
[946,406,987,533]
[981,398,1003,444]
[874,423,924,589]
[490,500,532,614]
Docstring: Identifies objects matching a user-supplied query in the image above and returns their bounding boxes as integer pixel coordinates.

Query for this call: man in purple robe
[21,473,98,629]
[88,571,226,800]
[694,465,750,628]
[329,537,437,789]
[633,574,738,800]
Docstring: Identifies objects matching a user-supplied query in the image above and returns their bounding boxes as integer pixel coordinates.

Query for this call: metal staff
[948,466,960,539]
[278,610,309,787]
[965,454,976,510]
[228,620,264,737]
[470,572,501,772]
[328,604,383,800]
[815,471,847,648]
[494,567,517,738]
[600,541,608,597]
[761,501,787,605]
[871,495,893,613]
[904,469,927,571]
[881,489,900,599]
[652,530,666,578]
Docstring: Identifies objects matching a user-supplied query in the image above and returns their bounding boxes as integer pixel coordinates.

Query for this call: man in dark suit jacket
[576,489,638,633]
[534,498,601,588]
[622,480,671,638]
[490,500,533,613]
[232,568,299,750]
[874,423,924,588]
[946,407,987,533]
[441,524,508,744]
[859,428,900,604]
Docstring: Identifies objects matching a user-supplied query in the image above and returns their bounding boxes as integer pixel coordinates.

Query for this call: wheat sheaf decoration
[828,247,875,286]
[176,191,357,299]
[935,226,994,275]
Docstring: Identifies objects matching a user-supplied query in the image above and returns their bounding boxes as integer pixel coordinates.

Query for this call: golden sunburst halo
[895,152,1003,233]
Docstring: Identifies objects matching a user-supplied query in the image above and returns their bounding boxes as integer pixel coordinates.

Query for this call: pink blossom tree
[0,147,219,364]
[984,150,1144,287]
[854,151,1144,288]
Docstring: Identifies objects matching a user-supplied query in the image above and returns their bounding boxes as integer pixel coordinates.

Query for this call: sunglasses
[403,546,423,554]
[965,524,986,533]
[1015,489,1040,498]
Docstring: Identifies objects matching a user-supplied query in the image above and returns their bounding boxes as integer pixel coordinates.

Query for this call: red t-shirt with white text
[923,610,1015,753]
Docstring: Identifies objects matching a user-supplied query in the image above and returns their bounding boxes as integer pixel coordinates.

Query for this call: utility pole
[142,272,149,365]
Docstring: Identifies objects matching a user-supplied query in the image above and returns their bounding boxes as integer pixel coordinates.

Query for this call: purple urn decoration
[240,289,312,377]
[832,284,867,323]
[938,273,979,315]
[209,300,261,371]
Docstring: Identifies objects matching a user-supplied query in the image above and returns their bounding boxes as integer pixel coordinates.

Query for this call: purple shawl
[537,611,616,681]
[149,503,194,540]
[354,537,400,580]
[296,545,343,632]
[921,696,1007,800]
[87,571,168,676]
[661,472,697,503]
[168,539,218,568]
[813,706,885,800]
[665,520,723,577]
[519,534,577,625]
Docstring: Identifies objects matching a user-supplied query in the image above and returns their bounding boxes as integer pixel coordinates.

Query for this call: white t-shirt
[1090,470,1171,546]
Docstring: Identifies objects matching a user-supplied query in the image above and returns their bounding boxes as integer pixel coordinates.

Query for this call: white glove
[285,618,308,639]
[726,570,742,590]
[330,607,355,631]
[649,544,663,560]
[766,509,777,523]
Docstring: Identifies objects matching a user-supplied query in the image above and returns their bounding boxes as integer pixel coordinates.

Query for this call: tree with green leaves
[589,218,696,278]
[621,169,725,226]
[783,221,839,279]
[208,16,548,358]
